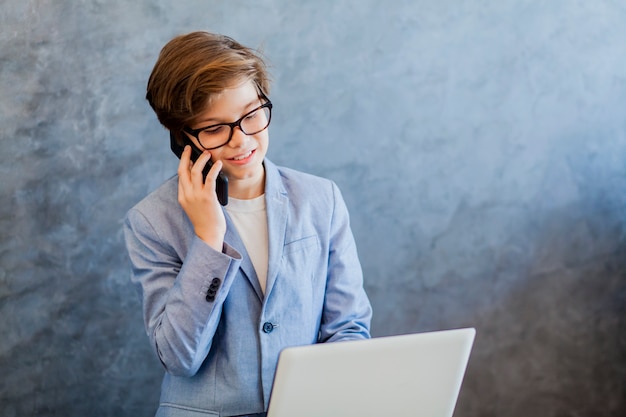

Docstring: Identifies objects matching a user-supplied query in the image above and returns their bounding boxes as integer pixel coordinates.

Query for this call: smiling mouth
[231,150,254,161]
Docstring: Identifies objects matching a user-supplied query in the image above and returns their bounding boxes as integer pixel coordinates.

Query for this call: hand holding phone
[170,132,229,206]
[173,134,227,250]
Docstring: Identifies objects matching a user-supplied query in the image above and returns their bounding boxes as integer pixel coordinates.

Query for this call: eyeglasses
[183,96,273,150]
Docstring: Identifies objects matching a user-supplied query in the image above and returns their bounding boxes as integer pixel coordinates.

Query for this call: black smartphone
[170,131,229,206]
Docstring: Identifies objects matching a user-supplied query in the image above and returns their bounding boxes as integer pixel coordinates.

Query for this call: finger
[178,146,198,203]
[190,150,212,188]
[204,159,224,188]
[177,145,193,185]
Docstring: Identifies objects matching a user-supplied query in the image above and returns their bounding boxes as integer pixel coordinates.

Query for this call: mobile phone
[170,131,229,206]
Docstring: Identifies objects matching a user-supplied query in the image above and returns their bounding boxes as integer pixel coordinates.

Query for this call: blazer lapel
[223,210,264,301]
[263,160,289,299]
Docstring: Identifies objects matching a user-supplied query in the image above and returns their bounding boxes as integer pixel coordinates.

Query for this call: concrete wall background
[1,1,625,416]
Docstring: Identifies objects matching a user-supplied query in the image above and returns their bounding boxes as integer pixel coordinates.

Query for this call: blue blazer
[124,159,372,417]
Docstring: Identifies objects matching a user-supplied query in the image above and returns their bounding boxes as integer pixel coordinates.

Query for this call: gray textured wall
[1,1,625,416]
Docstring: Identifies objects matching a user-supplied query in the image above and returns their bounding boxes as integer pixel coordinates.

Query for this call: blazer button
[206,278,221,302]
[262,322,275,334]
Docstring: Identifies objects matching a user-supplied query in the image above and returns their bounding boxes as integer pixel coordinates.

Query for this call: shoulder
[266,159,338,204]
[280,165,333,188]
[264,160,352,231]
[125,175,186,236]
[128,175,179,215]
[266,159,335,190]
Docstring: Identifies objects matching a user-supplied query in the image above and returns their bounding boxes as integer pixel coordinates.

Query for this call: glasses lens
[240,106,271,135]
[198,125,231,149]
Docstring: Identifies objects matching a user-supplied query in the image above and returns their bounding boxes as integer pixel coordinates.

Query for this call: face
[187,80,269,197]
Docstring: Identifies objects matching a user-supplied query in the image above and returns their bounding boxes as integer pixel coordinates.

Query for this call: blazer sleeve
[319,181,373,342]
[123,207,242,377]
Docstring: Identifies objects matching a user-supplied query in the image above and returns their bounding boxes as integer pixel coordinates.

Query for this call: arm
[319,182,373,342]
[124,203,241,377]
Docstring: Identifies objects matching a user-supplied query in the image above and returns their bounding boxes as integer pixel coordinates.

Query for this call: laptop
[266,327,475,417]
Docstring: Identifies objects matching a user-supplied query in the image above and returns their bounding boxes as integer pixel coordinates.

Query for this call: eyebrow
[196,98,260,126]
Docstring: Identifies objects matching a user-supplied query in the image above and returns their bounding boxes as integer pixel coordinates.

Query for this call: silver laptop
[267,328,475,417]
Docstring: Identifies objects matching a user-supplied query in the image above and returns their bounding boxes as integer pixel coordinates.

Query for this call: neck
[228,168,266,200]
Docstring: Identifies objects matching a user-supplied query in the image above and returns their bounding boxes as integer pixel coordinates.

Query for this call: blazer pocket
[281,235,321,281]
[283,235,319,255]
[156,403,219,417]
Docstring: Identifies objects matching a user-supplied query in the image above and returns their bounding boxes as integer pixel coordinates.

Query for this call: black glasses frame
[183,94,273,150]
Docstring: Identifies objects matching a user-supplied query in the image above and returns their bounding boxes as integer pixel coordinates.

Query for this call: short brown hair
[146,31,271,141]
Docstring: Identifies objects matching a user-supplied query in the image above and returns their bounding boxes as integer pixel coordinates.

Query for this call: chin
[228,165,264,181]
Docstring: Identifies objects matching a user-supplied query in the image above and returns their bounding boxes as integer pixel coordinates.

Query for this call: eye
[203,125,227,135]
[245,109,260,120]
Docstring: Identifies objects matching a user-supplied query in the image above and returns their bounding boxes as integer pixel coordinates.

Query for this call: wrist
[195,230,225,252]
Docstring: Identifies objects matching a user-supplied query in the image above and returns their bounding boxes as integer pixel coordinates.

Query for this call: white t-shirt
[224,195,269,294]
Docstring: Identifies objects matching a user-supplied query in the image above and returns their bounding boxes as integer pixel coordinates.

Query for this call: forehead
[209,79,258,109]
[195,79,259,123]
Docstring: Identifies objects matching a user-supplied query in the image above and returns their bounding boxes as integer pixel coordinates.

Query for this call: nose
[228,125,249,147]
